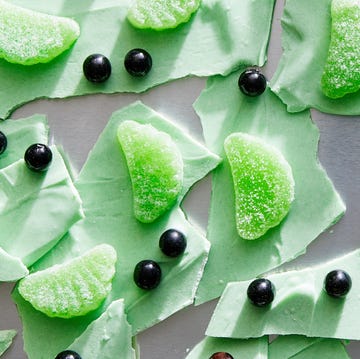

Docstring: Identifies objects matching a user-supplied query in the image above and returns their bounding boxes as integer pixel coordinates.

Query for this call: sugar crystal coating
[117,120,183,223]
[18,244,117,318]
[0,0,80,65]
[224,133,294,240]
[127,0,202,30]
[321,0,360,98]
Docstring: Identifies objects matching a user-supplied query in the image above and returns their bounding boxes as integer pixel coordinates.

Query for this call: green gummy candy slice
[0,0,80,65]
[127,0,202,30]
[321,0,360,98]
[224,133,295,240]
[117,120,183,223]
[18,244,117,318]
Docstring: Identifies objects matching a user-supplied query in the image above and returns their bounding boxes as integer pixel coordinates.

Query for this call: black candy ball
[247,278,275,307]
[124,48,152,77]
[133,259,161,290]
[238,68,267,97]
[83,54,112,83]
[159,229,187,257]
[24,143,52,172]
[55,350,82,359]
[324,269,352,298]
[0,131,7,154]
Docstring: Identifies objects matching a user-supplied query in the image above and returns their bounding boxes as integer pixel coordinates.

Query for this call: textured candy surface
[321,0,360,98]
[18,244,117,318]
[127,0,201,30]
[0,330,16,356]
[224,133,294,240]
[0,0,80,65]
[118,120,183,223]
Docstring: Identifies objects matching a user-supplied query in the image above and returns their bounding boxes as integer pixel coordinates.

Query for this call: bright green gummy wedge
[321,0,360,98]
[117,120,183,223]
[0,0,80,65]
[18,244,117,318]
[224,132,295,240]
[127,0,201,30]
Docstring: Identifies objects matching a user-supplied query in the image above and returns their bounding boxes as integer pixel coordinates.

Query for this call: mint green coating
[18,244,116,318]
[127,0,202,30]
[194,70,345,305]
[0,247,28,282]
[68,299,136,359]
[0,145,83,267]
[270,0,360,114]
[13,102,220,359]
[185,336,268,359]
[207,249,360,340]
[269,336,350,359]
[321,0,360,98]
[0,0,80,65]
[0,0,274,118]
[0,330,16,356]
[0,115,48,169]
[117,120,183,223]
[224,133,294,240]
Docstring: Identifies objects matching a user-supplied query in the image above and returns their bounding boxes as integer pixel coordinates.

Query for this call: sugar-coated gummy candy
[127,0,202,30]
[0,0,80,65]
[18,244,117,318]
[224,133,295,240]
[117,120,183,223]
[321,0,360,98]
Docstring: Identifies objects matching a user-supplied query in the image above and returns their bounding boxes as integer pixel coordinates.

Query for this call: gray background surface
[1,0,360,357]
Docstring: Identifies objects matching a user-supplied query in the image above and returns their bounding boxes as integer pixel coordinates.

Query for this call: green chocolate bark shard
[18,244,116,318]
[13,102,220,359]
[194,70,345,305]
[68,299,136,359]
[0,0,80,65]
[321,0,360,98]
[0,146,83,267]
[127,0,201,30]
[0,330,16,356]
[0,0,274,118]
[0,247,28,282]
[0,115,48,169]
[224,132,294,240]
[206,249,360,340]
[117,120,183,223]
[270,0,360,114]
[269,336,350,359]
[185,336,268,359]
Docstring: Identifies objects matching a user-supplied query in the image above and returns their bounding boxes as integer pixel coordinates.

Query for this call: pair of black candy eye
[247,269,352,307]
[238,68,267,97]
[83,49,152,83]
[133,229,187,290]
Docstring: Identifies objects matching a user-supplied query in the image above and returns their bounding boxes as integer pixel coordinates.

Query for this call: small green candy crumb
[127,0,202,31]
[117,120,183,223]
[0,330,16,357]
[321,0,360,98]
[18,244,117,318]
[224,133,295,240]
[0,0,80,65]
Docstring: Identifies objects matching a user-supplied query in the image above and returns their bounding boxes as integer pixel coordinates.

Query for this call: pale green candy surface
[68,299,136,359]
[0,247,28,282]
[269,336,350,359]
[185,336,268,359]
[118,120,183,223]
[321,0,360,98]
[0,330,16,356]
[194,70,345,305]
[0,0,80,65]
[127,0,202,30]
[18,244,117,318]
[207,249,360,340]
[224,132,294,240]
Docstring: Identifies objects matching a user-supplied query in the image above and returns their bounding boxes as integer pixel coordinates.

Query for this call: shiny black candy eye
[325,269,352,298]
[124,48,152,77]
[159,229,187,257]
[83,54,112,83]
[24,143,52,172]
[238,68,267,97]
[209,352,234,359]
[0,131,7,154]
[247,278,275,307]
[55,350,82,359]
[134,260,161,289]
